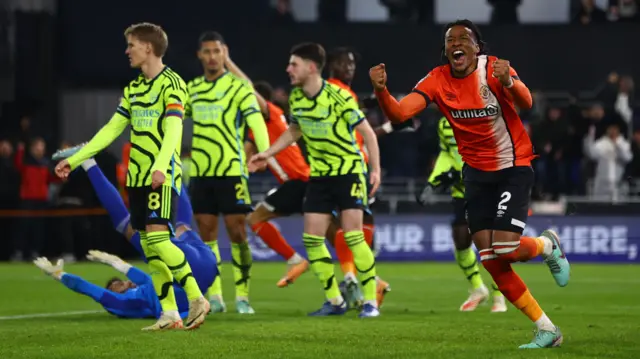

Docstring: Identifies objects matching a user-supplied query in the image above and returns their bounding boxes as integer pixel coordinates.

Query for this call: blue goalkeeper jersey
[61,267,189,319]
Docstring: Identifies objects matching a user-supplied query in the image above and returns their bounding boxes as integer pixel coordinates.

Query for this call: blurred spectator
[608,0,639,22]
[586,102,627,139]
[116,142,131,207]
[269,0,295,25]
[15,115,32,146]
[11,138,58,261]
[487,0,522,24]
[575,0,608,24]
[598,72,635,136]
[0,140,19,208]
[584,123,633,199]
[379,0,434,24]
[626,128,640,183]
[0,140,20,256]
[616,76,635,126]
[535,107,570,199]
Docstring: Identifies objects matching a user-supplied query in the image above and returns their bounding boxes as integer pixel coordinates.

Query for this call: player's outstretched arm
[265,124,302,157]
[33,257,65,281]
[34,256,116,303]
[224,47,269,115]
[370,64,428,123]
[58,115,128,178]
[87,250,131,274]
[355,120,381,196]
[86,249,152,286]
[244,141,258,163]
[248,124,301,172]
[492,59,532,110]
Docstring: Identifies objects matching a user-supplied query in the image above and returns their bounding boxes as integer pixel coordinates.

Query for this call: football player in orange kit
[370,20,569,348]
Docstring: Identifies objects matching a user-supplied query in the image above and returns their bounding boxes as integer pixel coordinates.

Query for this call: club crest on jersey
[149,93,158,102]
[450,104,499,119]
[480,85,491,100]
[317,106,330,118]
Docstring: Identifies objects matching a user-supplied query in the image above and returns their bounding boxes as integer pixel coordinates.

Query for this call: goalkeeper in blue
[34,153,217,325]
[34,252,191,319]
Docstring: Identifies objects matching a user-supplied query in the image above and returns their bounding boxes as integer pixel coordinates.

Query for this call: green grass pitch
[0,262,638,359]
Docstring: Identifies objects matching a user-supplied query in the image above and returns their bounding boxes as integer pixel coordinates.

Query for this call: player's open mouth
[452,50,465,66]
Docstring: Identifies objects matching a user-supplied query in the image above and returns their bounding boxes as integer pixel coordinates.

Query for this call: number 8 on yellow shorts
[128,185,178,230]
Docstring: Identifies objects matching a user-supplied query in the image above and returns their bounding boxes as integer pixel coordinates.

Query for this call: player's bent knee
[195,214,216,230]
[451,224,472,250]
[491,230,523,257]
[339,209,363,232]
[247,203,276,226]
[471,229,492,251]
[224,214,247,243]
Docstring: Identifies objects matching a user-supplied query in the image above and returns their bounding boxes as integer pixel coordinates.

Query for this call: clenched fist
[369,63,387,91]
[491,59,512,87]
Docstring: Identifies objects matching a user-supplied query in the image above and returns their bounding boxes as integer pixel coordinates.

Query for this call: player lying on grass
[417,116,506,313]
[34,252,195,319]
[45,151,217,325]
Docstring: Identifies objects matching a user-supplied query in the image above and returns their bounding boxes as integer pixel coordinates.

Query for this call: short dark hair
[105,276,121,290]
[198,31,225,47]
[254,81,273,102]
[327,47,361,66]
[290,42,326,71]
[442,19,487,55]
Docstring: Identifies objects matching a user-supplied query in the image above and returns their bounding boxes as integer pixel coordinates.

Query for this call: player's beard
[206,67,224,78]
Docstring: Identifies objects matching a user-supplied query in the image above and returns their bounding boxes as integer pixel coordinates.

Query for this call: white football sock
[535,313,556,332]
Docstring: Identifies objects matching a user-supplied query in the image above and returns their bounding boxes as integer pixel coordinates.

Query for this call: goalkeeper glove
[86,250,132,274]
[416,171,460,206]
[33,257,65,280]
[432,169,461,189]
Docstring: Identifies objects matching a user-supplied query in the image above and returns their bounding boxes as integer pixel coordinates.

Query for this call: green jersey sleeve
[238,85,269,153]
[341,96,366,128]
[151,86,186,174]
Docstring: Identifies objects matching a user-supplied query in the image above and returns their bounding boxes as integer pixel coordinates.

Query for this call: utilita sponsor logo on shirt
[450,105,499,119]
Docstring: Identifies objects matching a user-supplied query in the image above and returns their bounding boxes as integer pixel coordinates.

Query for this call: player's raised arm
[492,60,533,110]
[224,47,269,115]
[150,86,186,189]
[58,96,130,178]
[370,64,430,123]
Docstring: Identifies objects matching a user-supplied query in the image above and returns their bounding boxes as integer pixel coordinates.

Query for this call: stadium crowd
[0,70,636,261]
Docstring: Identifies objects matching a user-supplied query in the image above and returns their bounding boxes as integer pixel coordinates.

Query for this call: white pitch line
[0,310,103,321]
